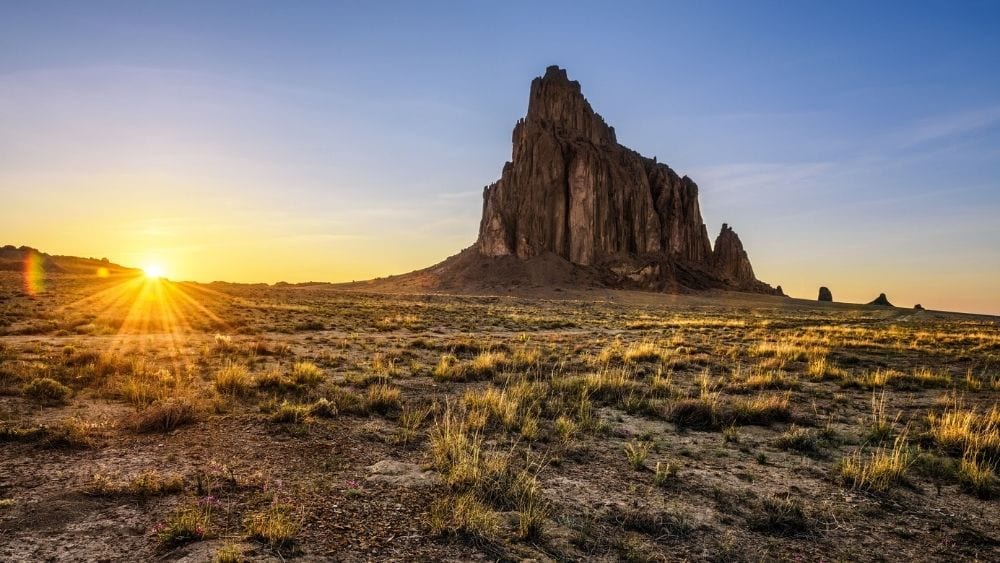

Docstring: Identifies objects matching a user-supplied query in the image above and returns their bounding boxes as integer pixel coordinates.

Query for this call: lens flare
[23,250,45,296]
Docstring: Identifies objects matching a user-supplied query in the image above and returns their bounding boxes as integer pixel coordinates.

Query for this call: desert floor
[1,272,998,561]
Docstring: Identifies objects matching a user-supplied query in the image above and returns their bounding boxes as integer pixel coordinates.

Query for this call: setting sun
[143,263,166,279]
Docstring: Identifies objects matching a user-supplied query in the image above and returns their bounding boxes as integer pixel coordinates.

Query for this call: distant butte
[357,66,783,294]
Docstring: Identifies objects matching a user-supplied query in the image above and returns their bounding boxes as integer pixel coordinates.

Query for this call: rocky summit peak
[869,293,894,307]
[524,65,616,146]
[472,66,779,294]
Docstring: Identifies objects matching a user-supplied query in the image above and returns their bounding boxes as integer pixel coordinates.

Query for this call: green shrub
[22,377,72,404]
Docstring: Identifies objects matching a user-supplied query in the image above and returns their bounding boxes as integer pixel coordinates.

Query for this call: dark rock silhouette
[914,304,924,310]
[0,245,137,275]
[712,224,758,286]
[868,293,894,306]
[475,66,778,294]
[818,286,833,302]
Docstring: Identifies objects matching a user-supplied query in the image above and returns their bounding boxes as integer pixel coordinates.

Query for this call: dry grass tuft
[270,401,311,424]
[365,383,402,414]
[428,493,500,538]
[396,403,432,444]
[624,440,651,470]
[87,471,184,498]
[653,461,679,487]
[927,401,999,459]
[749,496,811,536]
[214,543,245,563]
[750,341,822,362]
[838,434,912,492]
[734,365,799,391]
[41,417,98,448]
[957,451,998,499]
[728,393,791,426]
[245,503,299,548]
[432,354,465,381]
[215,363,253,395]
[622,341,670,364]
[132,398,200,433]
[290,361,324,385]
[156,505,212,549]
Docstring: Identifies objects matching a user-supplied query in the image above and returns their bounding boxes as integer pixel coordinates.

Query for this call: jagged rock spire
[711,223,756,286]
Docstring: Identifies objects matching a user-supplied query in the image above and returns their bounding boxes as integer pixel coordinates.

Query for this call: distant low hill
[0,245,139,275]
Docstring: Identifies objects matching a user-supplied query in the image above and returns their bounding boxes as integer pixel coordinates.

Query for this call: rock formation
[712,224,758,286]
[475,66,779,294]
[868,293,893,306]
[914,304,924,310]
[818,287,833,302]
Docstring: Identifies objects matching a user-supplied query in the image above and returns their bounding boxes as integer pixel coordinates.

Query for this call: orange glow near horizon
[6,214,998,315]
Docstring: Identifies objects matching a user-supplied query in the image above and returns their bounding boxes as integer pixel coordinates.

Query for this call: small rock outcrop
[914,304,924,310]
[475,66,778,294]
[818,287,833,302]
[868,293,894,306]
[711,224,757,286]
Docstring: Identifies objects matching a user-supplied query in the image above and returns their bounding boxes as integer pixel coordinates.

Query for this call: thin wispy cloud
[694,162,835,196]
[893,105,1000,149]
[435,189,482,201]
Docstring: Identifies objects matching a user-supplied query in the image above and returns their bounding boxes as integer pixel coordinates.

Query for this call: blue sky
[1,1,999,313]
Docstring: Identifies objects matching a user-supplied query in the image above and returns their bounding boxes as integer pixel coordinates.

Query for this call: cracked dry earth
[0,272,998,561]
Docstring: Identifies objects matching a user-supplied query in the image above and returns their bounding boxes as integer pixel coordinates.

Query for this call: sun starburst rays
[55,274,233,362]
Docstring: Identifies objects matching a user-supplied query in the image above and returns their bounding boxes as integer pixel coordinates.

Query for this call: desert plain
[0,271,997,562]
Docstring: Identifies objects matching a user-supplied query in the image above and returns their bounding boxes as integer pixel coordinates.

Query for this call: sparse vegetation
[838,434,913,492]
[290,361,324,385]
[365,383,402,414]
[957,451,998,499]
[155,505,212,548]
[397,403,432,444]
[214,543,245,563]
[653,461,679,487]
[429,492,501,538]
[41,417,97,448]
[750,496,810,536]
[245,503,299,548]
[22,377,72,404]
[132,398,200,433]
[87,471,184,497]
[270,401,311,424]
[775,425,821,456]
[927,401,999,459]
[624,440,651,470]
[215,363,253,395]
[1,272,997,560]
